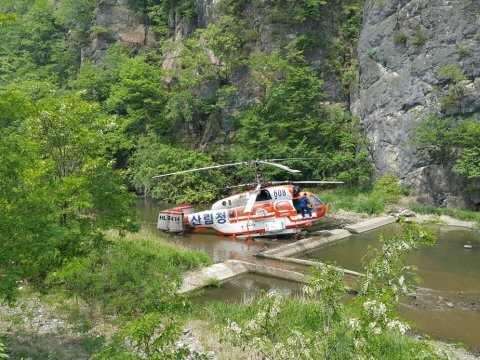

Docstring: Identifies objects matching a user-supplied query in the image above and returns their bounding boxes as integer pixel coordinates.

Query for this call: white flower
[387,320,410,334]
[348,318,361,331]
[354,337,365,349]
[226,320,242,335]
[369,322,382,335]
[398,276,405,286]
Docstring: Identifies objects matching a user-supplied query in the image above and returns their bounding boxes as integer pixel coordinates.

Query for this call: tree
[0,91,139,301]
[130,132,227,202]
[230,48,370,184]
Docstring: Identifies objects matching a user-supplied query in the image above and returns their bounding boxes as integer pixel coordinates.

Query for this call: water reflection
[194,273,304,304]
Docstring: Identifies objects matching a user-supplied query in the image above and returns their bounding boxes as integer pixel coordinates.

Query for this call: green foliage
[90,25,115,41]
[214,223,442,359]
[48,231,211,316]
[0,342,8,359]
[228,45,371,184]
[320,183,406,215]
[393,31,407,46]
[413,115,457,162]
[0,90,139,301]
[295,0,327,22]
[53,0,94,43]
[94,313,207,359]
[133,0,198,37]
[412,27,427,46]
[372,173,408,205]
[0,12,16,22]
[409,204,480,227]
[437,64,467,84]
[106,56,166,137]
[204,278,222,288]
[130,133,228,202]
[453,146,480,180]
[456,44,470,59]
[414,114,480,191]
[198,15,249,64]
[69,44,131,102]
[0,0,79,85]
[324,0,364,93]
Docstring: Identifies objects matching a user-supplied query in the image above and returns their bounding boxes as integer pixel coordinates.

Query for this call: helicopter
[153,159,343,239]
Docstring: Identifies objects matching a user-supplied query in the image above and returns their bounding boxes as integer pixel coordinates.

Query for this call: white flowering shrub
[219,221,447,359]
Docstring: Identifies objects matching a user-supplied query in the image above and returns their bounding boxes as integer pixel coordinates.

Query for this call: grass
[317,186,480,228]
[409,204,480,227]
[46,229,213,317]
[200,295,442,360]
[1,230,214,358]
[204,278,222,288]
[319,187,387,215]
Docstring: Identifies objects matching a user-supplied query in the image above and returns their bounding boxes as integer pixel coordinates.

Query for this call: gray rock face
[353,0,480,207]
[82,0,151,64]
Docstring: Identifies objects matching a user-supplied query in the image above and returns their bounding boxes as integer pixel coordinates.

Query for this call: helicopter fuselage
[157,185,327,238]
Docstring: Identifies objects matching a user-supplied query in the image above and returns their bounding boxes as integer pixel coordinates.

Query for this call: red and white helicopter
[153,160,342,239]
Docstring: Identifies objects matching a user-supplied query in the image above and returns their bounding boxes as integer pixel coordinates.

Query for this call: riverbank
[1,207,478,358]
[176,212,480,358]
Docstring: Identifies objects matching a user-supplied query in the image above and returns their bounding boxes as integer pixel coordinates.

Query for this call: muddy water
[301,223,480,350]
[136,198,480,350]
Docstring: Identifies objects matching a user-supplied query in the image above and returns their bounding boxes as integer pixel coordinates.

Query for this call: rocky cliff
[84,0,479,208]
[353,0,480,208]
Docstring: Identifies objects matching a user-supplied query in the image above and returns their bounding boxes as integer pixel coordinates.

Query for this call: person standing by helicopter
[299,193,312,218]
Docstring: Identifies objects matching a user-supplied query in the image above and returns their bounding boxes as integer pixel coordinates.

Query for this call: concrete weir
[180,216,397,294]
[259,229,351,258]
[344,216,396,234]
[179,260,249,293]
[179,260,311,293]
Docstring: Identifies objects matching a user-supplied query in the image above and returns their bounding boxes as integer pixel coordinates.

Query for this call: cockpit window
[256,190,272,201]
[310,195,324,206]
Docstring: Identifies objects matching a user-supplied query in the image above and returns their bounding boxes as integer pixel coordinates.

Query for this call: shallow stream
[137,198,480,350]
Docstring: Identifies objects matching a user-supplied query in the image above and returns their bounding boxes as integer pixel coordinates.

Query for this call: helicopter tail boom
[157,203,194,233]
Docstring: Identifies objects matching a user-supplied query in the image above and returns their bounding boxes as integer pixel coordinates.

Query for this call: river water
[136,198,480,350]
[300,223,480,350]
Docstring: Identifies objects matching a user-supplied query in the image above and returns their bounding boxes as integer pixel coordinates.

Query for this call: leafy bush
[130,133,228,202]
[47,231,212,316]
[372,173,408,205]
[393,31,407,46]
[90,25,114,41]
[320,180,405,215]
[94,313,208,359]
[412,27,427,46]
[437,64,466,84]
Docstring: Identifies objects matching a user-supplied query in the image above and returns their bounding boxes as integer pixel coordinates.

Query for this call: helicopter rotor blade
[152,159,301,179]
[243,184,261,213]
[160,183,256,201]
[152,162,249,179]
[256,160,301,174]
[268,180,344,185]
[263,158,321,162]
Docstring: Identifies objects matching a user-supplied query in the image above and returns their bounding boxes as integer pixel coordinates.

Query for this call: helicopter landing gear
[293,230,308,241]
